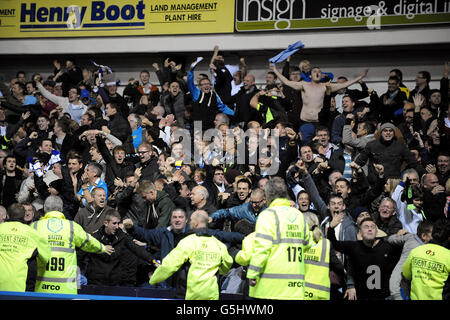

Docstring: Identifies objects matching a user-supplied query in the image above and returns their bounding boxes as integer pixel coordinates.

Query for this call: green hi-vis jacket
[32,211,106,294]
[247,198,313,300]
[149,229,233,300]
[304,238,331,300]
[0,221,51,292]
[236,232,255,267]
[403,243,450,300]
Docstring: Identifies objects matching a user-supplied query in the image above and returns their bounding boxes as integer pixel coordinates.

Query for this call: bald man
[149,209,233,300]
[190,185,217,215]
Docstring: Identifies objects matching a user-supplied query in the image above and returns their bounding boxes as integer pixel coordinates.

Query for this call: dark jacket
[331,110,358,145]
[51,133,76,161]
[136,157,160,183]
[327,228,400,300]
[355,137,418,179]
[146,190,177,229]
[231,85,258,124]
[225,193,246,209]
[194,201,218,217]
[115,185,148,226]
[0,169,24,209]
[254,94,290,125]
[74,205,116,235]
[59,67,83,96]
[281,61,303,131]
[84,226,153,286]
[161,91,186,127]
[108,93,129,118]
[213,65,233,106]
[107,113,132,144]
[60,165,83,220]
[422,189,447,222]
[163,182,190,211]
[372,211,403,236]
[345,175,385,216]
[96,135,134,195]
[378,90,408,123]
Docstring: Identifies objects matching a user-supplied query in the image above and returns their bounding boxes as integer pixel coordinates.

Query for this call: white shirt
[335,93,344,114]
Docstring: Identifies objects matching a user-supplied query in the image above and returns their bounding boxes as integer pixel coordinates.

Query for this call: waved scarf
[28,150,61,177]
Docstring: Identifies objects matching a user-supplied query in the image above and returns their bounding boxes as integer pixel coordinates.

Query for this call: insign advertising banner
[0,0,235,38]
[235,0,450,32]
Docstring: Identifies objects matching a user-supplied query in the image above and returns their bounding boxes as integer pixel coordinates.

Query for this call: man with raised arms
[270,64,368,125]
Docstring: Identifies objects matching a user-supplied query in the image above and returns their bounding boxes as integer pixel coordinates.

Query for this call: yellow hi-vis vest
[403,243,450,300]
[247,198,313,300]
[399,86,410,100]
[0,221,51,292]
[150,231,233,300]
[304,238,331,300]
[33,211,106,294]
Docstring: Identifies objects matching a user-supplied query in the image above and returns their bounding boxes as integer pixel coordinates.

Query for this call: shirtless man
[270,64,368,124]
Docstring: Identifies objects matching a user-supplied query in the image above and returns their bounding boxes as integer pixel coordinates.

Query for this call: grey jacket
[386,232,424,300]
[161,91,186,127]
[342,125,375,176]
[74,205,116,235]
[342,125,376,150]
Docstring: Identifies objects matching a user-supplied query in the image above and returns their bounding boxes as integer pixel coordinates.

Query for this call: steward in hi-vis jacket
[247,196,313,300]
[33,204,111,294]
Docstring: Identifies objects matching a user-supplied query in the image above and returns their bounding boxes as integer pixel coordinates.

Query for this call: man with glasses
[135,142,160,182]
[209,188,266,225]
[187,58,234,131]
[409,71,431,104]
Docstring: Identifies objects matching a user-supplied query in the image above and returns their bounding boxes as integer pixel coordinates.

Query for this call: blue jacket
[130,225,244,261]
[210,202,266,225]
[187,69,234,117]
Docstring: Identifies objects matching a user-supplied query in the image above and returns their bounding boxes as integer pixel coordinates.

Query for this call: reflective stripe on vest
[79,233,90,250]
[305,282,330,292]
[248,265,262,273]
[304,239,330,294]
[69,220,74,249]
[305,238,328,268]
[51,247,75,253]
[255,233,274,242]
[253,208,309,281]
[36,276,76,283]
[267,208,309,246]
[261,273,305,280]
